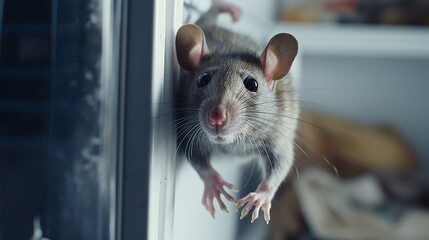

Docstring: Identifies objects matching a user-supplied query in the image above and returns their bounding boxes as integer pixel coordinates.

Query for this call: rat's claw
[211,211,216,220]
[240,208,250,220]
[202,193,216,219]
[251,205,261,223]
[263,204,271,224]
[225,182,239,192]
[215,195,229,213]
[223,191,236,205]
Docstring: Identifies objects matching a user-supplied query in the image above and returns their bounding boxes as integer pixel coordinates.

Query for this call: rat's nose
[209,106,227,126]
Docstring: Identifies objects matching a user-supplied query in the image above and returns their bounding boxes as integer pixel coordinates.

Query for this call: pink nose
[209,106,227,126]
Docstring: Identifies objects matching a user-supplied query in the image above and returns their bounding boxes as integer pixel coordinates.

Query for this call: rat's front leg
[190,153,238,219]
[237,146,294,224]
[200,167,238,218]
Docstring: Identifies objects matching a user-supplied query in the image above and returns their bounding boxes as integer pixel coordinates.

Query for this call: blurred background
[1,0,428,239]
[174,0,429,240]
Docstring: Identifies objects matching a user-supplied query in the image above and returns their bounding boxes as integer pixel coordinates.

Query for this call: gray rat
[175,0,299,224]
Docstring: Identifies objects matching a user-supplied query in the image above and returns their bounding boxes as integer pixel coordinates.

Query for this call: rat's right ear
[176,24,209,71]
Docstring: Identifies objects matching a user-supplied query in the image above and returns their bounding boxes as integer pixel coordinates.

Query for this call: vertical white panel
[149,0,183,240]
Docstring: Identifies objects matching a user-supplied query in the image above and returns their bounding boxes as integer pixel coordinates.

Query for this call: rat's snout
[209,105,228,127]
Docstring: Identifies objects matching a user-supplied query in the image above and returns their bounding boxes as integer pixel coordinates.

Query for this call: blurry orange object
[295,110,417,177]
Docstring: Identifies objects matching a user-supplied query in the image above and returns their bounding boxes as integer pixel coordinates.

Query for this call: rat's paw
[237,191,272,224]
[201,171,238,219]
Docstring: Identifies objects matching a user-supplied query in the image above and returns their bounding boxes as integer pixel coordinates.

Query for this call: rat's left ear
[259,33,298,81]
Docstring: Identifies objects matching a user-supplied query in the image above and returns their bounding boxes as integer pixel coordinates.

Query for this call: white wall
[300,54,429,169]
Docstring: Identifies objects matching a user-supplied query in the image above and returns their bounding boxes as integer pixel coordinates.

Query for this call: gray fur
[176,3,299,214]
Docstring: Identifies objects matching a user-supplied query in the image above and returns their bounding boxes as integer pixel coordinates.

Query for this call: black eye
[243,76,258,92]
[197,73,211,87]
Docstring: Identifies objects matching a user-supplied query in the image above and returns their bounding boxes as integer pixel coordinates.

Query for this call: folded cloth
[295,168,429,240]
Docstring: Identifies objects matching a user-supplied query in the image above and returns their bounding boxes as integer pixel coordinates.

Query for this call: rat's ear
[259,33,298,81]
[176,24,210,71]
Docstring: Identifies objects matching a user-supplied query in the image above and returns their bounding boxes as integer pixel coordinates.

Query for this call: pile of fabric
[297,168,429,240]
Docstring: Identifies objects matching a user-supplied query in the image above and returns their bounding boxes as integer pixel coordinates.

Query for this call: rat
[175,0,299,224]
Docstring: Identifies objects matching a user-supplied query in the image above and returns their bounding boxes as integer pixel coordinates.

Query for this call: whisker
[244,110,329,134]
[243,114,339,176]
[294,165,300,179]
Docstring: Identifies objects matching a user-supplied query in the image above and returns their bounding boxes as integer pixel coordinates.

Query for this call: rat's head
[176,24,298,146]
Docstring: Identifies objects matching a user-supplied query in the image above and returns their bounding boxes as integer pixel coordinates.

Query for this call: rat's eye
[243,76,258,92]
[197,73,211,87]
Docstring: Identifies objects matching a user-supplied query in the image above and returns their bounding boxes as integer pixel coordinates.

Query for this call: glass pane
[0,0,118,239]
